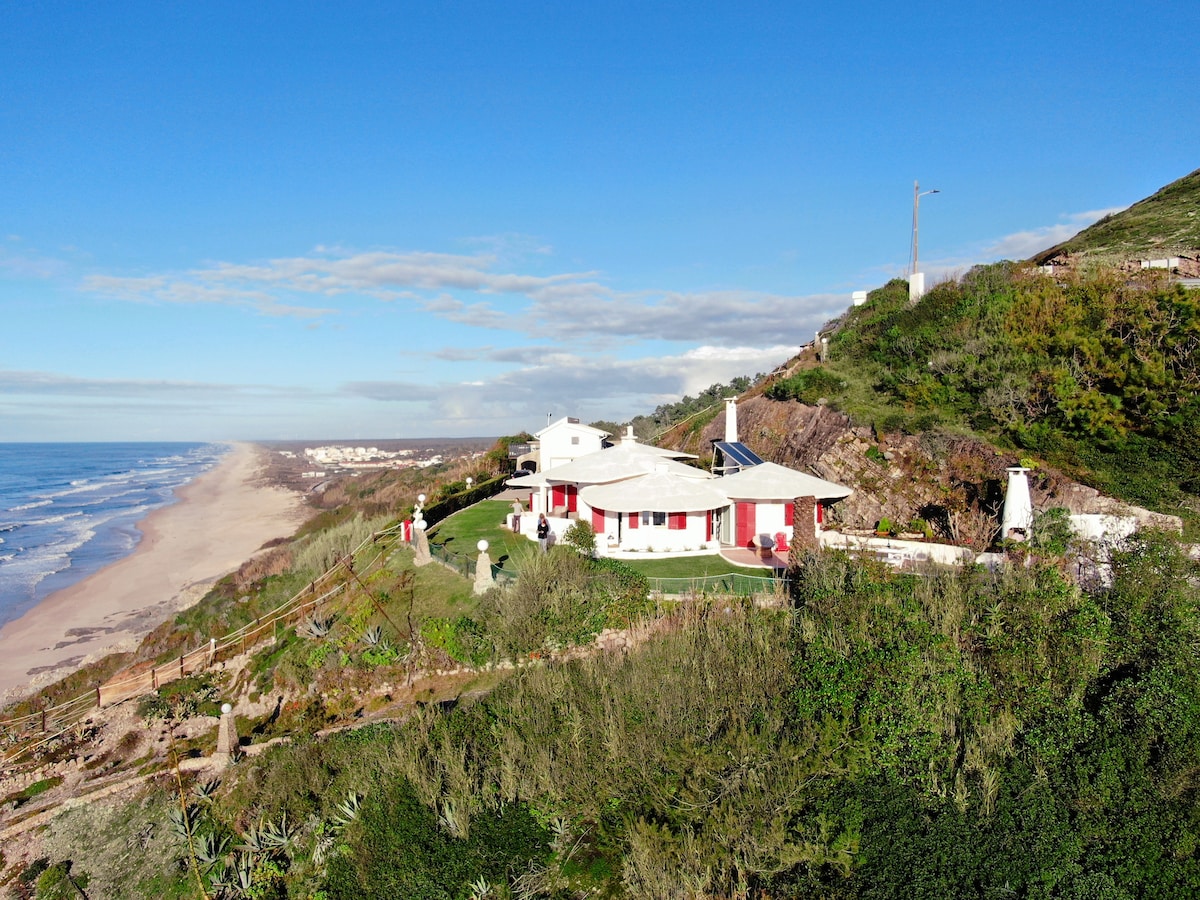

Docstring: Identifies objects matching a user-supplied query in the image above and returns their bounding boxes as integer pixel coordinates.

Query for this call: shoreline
[0,443,310,703]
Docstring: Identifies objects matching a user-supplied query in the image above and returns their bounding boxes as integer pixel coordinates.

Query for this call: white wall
[538,420,605,471]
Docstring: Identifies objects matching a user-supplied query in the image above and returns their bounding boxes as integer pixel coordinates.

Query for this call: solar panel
[713,441,764,470]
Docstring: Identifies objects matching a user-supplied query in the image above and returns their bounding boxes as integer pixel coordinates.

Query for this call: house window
[571,436,579,445]
[641,511,668,527]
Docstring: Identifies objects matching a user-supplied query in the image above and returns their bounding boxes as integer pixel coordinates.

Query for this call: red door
[706,510,713,542]
[551,485,566,511]
[592,506,605,533]
[566,484,578,513]
[736,502,756,548]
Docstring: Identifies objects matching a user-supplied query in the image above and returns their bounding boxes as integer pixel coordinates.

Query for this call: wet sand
[0,443,309,702]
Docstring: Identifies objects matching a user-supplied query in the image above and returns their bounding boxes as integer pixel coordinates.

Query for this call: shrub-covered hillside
[767,263,1200,529]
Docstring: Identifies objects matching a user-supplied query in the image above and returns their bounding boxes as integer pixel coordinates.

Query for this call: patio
[719,546,790,569]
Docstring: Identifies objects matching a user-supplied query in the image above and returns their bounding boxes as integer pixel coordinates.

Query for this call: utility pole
[910,181,940,302]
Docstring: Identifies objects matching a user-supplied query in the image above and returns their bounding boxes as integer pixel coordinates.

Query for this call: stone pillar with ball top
[474,540,495,595]
[214,702,239,766]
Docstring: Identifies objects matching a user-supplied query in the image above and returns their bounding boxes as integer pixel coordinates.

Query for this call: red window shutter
[706,510,713,541]
[785,503,795,527]
[628,511,639,529]
[592,506,605,532]
[816,502,824,524]
[566,484,578,513]
[669,512,686,530]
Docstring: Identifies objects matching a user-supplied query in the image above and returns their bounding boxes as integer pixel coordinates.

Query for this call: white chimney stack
[725,398,739,443]
[1001,467,1033,540]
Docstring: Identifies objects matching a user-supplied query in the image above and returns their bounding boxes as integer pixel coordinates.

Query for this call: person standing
[537,513,551,552]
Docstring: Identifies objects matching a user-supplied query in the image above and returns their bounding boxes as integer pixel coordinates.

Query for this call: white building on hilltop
[508,405,852,558]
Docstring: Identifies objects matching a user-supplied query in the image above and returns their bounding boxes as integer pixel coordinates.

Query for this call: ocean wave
[23,511,86,527]
[11,499,53,511]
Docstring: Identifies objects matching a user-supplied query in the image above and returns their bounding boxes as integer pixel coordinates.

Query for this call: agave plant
[331,790,361,829]
[467,875,493,899]
[300,615,335,639]
[257,813,296,853]
[361,624,384,647]
[193,778,221,804]
[438,797,464,838]
[168,803,199,842]
[195,831,232,868]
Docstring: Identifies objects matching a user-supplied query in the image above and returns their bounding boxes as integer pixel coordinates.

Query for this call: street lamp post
[910,181,940,303]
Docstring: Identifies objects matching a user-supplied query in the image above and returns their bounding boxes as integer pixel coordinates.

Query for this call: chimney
[622,425,637,444]
[725,398,738,443]
[1001,467,1033,540]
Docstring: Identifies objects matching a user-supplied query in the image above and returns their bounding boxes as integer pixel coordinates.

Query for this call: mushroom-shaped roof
[716,461,852,501]
[545,445,709,486]
[580,470,730,514]
[506,470,549,488]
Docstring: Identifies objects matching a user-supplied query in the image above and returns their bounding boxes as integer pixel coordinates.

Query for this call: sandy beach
[0,443,309,702]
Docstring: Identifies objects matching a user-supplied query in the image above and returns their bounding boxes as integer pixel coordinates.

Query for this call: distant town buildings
[278,444,470,478]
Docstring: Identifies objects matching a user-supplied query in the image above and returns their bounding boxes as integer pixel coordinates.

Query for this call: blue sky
[2,1,1196,441]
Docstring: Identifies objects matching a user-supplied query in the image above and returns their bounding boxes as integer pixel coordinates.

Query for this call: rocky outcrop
[663,396,1182,537]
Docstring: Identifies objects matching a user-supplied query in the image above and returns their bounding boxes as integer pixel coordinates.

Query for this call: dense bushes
[475,548,652,655]
[812,266,1200,528]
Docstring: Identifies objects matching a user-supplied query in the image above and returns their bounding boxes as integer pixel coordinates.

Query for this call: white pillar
[413,520,432,566]
[1001,467,1033,540]
[908,272,926,303]
[214,702,238,766]
[474,540,495,595]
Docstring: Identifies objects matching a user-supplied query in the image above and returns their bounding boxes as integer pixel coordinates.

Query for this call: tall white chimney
[1001,467,1033,540]
[724,398,739,443]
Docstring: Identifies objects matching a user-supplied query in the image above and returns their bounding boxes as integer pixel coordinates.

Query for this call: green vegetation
[618,554,773,579]
[627,376,760,441]
[797,264,1200,531]
[2,776,64,809]
[427,499,528,563]
[90,533,1193,897]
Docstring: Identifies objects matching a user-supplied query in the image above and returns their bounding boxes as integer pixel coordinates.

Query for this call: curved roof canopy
[544,445,709,486]
[580,471,730,513]
[716,461,852,501]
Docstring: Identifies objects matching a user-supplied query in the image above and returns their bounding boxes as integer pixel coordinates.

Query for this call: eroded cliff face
[662,395,1181,537]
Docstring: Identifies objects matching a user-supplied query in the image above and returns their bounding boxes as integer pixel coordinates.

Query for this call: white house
[508,411,852,558]
[517,417,611,474]
[716,461,852,549]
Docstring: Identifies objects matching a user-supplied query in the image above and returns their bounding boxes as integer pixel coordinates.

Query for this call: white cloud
[339,344,797,431]
[982,206,1126,259]
[905,206,1131,285]
[0,368,306,399]
[82,273,336,319]
[80,246,850,347]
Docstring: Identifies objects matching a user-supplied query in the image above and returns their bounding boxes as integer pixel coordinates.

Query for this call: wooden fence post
[152,667,158,689]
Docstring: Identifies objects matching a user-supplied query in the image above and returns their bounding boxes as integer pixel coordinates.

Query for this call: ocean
[0,442,228,630]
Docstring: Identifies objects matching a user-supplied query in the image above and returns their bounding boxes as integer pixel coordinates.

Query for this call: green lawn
[427,499,530,563]
[430,500,779,581]
[620,556,775,580]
